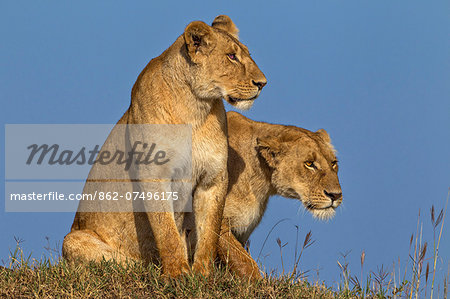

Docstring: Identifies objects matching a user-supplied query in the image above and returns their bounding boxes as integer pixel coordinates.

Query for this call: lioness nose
[324,190,342,202]
[252,80,267,90]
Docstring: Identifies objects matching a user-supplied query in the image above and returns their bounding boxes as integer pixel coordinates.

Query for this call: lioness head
[183,15,267,110]
[256,128,342,220]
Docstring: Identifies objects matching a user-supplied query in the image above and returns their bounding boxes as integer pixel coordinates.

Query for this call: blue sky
[1,1,449,287]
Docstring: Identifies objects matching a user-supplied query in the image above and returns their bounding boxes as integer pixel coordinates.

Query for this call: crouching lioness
[62,16,266,278]
[215,112,342,279]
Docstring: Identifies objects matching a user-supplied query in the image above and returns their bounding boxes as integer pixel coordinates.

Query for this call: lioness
[215,111,342,279]
[62,16,266,278]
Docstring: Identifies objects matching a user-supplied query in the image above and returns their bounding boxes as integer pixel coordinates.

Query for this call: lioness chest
[191,101,228,185]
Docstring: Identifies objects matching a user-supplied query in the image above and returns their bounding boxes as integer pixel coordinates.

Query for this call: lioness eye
[305,161,314,168]
[227,53,238,61]
[331,161,338,169]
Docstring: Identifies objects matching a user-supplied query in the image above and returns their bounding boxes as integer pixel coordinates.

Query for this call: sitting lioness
[215,111,342,279]
[62,16,266,278]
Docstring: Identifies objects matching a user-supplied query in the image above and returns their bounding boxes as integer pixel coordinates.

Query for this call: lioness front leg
[146,212,190,277]
[217,220,262,280]
[191,170,228,276]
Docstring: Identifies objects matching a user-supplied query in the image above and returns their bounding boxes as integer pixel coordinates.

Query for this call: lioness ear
[211,15,239,39]
[256,136,280,168]
[316,129,331,144]
[184,21,216,63]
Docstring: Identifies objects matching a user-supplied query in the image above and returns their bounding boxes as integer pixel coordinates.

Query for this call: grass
[0,257,334,298]
[1,191,448,298]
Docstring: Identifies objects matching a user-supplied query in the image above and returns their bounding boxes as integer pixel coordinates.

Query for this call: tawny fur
[62,16,266,278]
[215,111,342,279]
